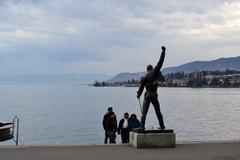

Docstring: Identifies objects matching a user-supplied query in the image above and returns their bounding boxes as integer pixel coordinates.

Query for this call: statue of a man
[137,46,166,130]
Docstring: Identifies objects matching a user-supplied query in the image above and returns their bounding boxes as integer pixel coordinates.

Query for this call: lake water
[0,85,240,145]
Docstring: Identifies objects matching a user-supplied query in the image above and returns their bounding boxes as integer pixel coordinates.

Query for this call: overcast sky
[0,0,239,75]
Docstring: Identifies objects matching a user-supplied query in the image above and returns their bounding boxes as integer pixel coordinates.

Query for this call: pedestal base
[129,129,176,148]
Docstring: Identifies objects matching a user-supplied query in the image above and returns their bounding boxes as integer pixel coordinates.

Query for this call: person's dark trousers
[121,128,129,143]
[104,130,109,144]
[105,130,116,144]
[141,96,165,129]
[108,131,116,143]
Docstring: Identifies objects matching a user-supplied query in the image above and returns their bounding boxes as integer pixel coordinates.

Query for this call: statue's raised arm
[153,46,166,73]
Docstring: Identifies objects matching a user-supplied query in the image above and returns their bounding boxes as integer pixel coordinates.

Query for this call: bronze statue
[137,46,166,130]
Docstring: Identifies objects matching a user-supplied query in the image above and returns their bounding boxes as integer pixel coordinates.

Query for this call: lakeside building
[94,70,240,88]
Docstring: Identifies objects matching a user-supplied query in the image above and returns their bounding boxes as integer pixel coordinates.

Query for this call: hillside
[106,72,145,83]
[107,56,240,83]
[162,56,240,74]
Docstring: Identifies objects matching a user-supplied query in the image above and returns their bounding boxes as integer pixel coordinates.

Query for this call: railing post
[13,117,19,146]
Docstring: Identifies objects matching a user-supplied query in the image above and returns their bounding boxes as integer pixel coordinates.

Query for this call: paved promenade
[0,142,240,160]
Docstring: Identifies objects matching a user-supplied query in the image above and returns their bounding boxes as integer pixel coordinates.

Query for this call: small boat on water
[0,117,19,145]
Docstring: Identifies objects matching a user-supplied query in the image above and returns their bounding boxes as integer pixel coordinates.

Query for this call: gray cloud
[0,0,239,74]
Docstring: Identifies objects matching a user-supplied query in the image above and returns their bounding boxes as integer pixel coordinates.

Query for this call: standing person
[107,113,117,143]
[102,107,115,144]
[117,112,129,143]
[137,46,166,130]
[128,114,140,131]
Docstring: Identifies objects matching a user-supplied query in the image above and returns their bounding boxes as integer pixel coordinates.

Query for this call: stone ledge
[133,129,174,133]
[129,130,176,148]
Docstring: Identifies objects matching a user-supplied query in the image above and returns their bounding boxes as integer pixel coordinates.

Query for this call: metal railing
[0,116,19,145]
[12,116,20,145]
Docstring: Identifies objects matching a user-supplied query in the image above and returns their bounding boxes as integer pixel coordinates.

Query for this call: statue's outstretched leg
[140,98,150,129]
[152,98,165,129]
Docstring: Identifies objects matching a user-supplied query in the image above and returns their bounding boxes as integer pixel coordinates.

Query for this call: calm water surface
[0,85,240,145]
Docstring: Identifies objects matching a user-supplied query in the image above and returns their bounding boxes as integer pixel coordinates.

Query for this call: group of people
[102,107,140,144]
[102,46,167,144]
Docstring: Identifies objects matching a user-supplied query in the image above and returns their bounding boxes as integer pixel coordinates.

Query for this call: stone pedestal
[129,129,176,148]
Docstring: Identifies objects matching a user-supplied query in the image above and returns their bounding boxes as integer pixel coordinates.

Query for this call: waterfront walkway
[0,141,240,160]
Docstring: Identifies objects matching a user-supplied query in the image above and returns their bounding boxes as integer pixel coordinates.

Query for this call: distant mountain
[106,72,145,83]
[0,73,112,85]
[106,56,240,83]
[162,56,240,74]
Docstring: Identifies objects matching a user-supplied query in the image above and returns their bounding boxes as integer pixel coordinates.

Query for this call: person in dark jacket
[117,112,129,143]
[128,114,140,131]
[102,107,115,144]
[137,46,166,130]
[106,113,117,143]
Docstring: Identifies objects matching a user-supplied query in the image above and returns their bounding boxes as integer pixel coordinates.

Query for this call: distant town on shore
[93,69,240,88]
[93,56,240,88]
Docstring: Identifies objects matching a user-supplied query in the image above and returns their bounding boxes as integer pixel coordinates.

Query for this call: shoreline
[1,139,240,148]
[1,140,240,148]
